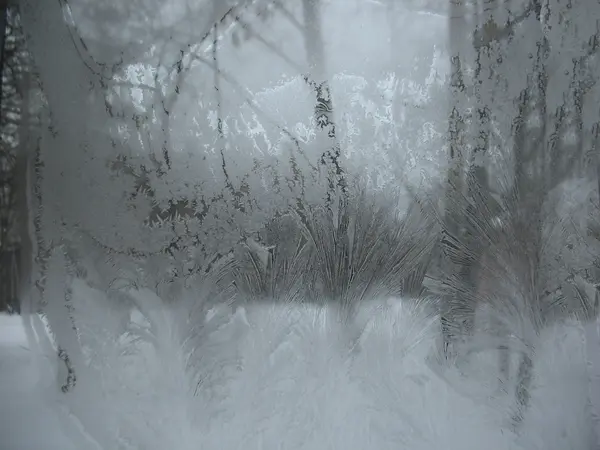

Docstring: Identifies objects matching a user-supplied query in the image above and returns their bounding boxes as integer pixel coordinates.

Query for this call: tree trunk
[0,3,7,119]
[301,0,346,206]
[440,0,471,358]
[14,69,33,316]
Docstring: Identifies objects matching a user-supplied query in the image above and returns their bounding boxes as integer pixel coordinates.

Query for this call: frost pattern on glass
[1,0,599,448]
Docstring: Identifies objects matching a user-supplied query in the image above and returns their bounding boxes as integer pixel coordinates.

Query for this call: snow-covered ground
[1,296,600,450]
[0,314,77,450]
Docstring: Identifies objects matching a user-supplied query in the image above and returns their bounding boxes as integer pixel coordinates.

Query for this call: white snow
[1,297,600,450]
[0,314,77,450]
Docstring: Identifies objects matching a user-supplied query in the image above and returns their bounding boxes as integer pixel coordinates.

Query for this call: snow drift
[4,283,599,450]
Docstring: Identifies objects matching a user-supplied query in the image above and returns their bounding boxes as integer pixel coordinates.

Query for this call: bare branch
[233,15,305,72]
[272,0,304,32]
[111,80,159,92]
[191,52,318,173]
[472,1,537,49]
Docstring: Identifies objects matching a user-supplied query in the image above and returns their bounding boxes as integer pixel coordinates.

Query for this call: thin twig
[192,53,318,173]
[272,0,305,32]
[234,15,305,72]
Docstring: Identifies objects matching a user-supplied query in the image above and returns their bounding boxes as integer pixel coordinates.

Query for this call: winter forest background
[2,0,600,448]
